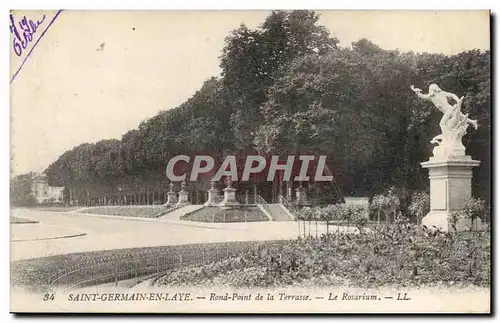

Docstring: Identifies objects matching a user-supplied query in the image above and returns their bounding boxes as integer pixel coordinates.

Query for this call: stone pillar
[421,156,480,232]
[163,182,178,207]
[295,183,310,206]
[219,178,240,209]
[176,180,190,207]
[204,180,221,207]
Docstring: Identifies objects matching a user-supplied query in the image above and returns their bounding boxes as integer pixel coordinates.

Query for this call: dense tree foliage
[44,10,490,204]
[11,173,37,207]
[220,11,338,151]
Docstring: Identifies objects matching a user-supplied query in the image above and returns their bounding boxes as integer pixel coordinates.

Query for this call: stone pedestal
[218,180,240,209]
[176,181,191,207]
[421,156,480,232]
[286,181,293,202]
[204,180,221,207]
[163,183,178,207]
[295,184,310,206]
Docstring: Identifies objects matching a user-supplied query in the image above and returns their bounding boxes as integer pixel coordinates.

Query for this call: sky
[10,10,490,175]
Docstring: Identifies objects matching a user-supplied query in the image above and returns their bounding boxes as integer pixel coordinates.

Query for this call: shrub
[297,204,367,223]
[461,197,487,222]
[298,207,314,221]
[449,197,488,231]
[408,191,430,224]
[321,204,338,221]
[369,187,400,223]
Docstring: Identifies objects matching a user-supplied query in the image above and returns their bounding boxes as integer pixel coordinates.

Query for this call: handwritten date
[9,13,46,57]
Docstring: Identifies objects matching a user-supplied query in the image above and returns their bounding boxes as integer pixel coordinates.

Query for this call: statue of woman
[410,84,478,145]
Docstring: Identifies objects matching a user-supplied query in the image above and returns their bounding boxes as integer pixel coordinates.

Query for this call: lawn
[75,206,166,218]
[31,206,82,212]
[181,206,269,222]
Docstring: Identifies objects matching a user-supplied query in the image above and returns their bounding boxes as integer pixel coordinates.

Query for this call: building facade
[31,173,64,204]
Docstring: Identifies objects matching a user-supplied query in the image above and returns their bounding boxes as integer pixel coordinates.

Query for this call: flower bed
[154,223,490,289]
[11,240,287,292]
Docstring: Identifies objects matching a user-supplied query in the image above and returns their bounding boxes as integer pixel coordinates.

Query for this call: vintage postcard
[10,10,491,313]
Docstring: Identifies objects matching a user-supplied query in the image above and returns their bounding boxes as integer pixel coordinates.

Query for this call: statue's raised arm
[443,90,461,104]
[410,85,431,101]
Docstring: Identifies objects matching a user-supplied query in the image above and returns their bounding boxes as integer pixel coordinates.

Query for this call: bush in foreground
[449,197,489,231]
[155,221,490,289]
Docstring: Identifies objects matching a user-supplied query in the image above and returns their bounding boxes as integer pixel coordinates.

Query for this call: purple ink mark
[10,13,46,56]
[10,10,63,84]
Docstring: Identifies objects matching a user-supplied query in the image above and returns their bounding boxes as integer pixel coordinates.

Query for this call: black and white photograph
[9,9,491,313]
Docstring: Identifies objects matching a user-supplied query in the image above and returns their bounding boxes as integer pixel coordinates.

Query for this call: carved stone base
[204,188,221,207]
[421,210,451,231]
[176,190,190,207]
[421,156,480,232]
[432,144,466,159]
[163,192,178,207]
[422,211,486,232]
[295,185,310,206]
[218,186,240,209]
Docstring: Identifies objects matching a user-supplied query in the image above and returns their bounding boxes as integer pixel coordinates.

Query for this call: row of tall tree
[37,10,489,204]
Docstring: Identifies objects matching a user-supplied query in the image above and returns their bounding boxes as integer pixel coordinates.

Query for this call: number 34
[43,293,55,301]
